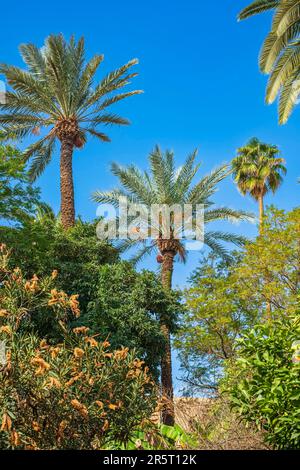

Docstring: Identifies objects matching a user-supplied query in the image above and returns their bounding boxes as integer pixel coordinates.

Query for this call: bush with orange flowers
[0,245,156,449]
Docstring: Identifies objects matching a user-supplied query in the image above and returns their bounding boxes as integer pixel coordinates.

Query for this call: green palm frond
[92,188,139,208]
[266,39,300,105]
[239,0,300,123]
[88,113,130,126]
[278,68,300,122]
[186,164,231,204]
[204,207,254,223]
[93,148,253,264]
[232,137,286,201]
[239,0,280,20]
[28,137,56,181]
[110,163,154,204]
[0,34,141,178]
[205,231,248,248]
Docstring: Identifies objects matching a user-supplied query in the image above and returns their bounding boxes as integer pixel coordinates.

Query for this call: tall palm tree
[232,138,286,231]
[0,34,142,229]
[239,0,300,123]
[93,146,252,425]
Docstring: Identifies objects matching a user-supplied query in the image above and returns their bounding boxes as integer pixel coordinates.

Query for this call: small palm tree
[0,34,142,229]
[239,0,300,123]
[93,146,252,425]
[232,138,286,230]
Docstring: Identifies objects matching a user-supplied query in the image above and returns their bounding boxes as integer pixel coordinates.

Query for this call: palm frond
[27,137,56,181]
[238,0,279,20]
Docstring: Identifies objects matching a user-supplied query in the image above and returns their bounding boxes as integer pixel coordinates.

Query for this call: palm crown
[0,34,141,228]
[93,146,252,264]
[239,0,300,123]
[232,137,286,200]
[93,146,252,426]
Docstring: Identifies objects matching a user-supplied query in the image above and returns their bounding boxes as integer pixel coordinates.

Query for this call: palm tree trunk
[258,194,272,318]
[160,250,175,426]
[60,138,75,229]
[258,193,264,233]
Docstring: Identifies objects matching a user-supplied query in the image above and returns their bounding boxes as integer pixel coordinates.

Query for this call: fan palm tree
[232,138,286,231]
[93,146,253,425]
[239,0,300,123]
[0,34,142,229]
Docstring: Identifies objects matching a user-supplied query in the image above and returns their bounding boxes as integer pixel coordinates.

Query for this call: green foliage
[0,215,179,376]
[232,137,286,201]
[0,141,40,223]
[93,146,252,264]
[87,262,182,378]
[0,244,156,450]
[177,207,300,394]
[229,313,300,449]
[175,255,259,393]
[234,207,300,315]
[104,423,198,450]
[0,215,118,318]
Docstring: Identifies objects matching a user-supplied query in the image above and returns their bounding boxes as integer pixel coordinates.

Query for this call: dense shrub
[1,218,181,377]
[87,262,182,378]
[0,245,156,449]
[229,314,300,449]
[0,140,40,224]
[0,216,118,316]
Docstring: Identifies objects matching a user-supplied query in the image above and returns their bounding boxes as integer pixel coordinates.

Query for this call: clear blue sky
[1,0,300,392]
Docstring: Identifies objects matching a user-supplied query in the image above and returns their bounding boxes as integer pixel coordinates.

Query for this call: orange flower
[73,326,89,335]
[47,377,61,388]
[0,325,12,336]
[10,429,20,446]
[51,270,58,280]
[50,346,61,359]
[108,404,118,411]
[48,289,59,306]
[71,399,88,418]
[95,400,104,409]
[102,419,110,432]
[66,372,83,387]
[1,413,12,432]
[0,309,8,317]
[25,274,39,293]
[133,360,145,368]
[102,340,111,349]
[114,347,129,360]
[57,420,68,441]
[31,357,50,375]
[32,421,40,432]
[69,295,80,318]
[73,347,85,359]
[84,337,98,348]
[39,339,48,349]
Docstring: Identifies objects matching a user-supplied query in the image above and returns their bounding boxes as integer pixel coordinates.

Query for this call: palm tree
[93,146,252,425]
[239,0,300,123]
[232,138,286,231]
[0,34,142,229]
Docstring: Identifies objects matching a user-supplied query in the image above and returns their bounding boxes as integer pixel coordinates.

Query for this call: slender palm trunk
[60,138,75,229]
[160,250,175,426]
[258,193,272,318]
[258,193,264,234]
